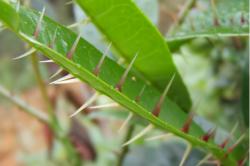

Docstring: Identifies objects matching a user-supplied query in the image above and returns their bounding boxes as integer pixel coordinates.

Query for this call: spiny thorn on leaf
[152,74,175,117]
[237,150,249,166]
[33,7,46,39]
[118,112,133,133]
[135,85,146,103]
[201,127,216,142]
[227,133,246,153]
[67,18,90,29]
[66,33,81,59]
[50,74,74,84]
[70,92,99,117]
[219,122,238,148]
[181,112,195,133]
[115,52,139,92]
[88,103,119,110]
[179,143,192,166]
[93,42,112,76]
[50,78,80,85]
[146,133,173,141]
[122,124,153,147]
[49,68,64,79]
[40,59,54,63]
[13,48,36,60]
[240,13,245,25]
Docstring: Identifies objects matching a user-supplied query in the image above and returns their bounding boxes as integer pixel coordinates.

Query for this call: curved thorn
[179,143,192,166]
[40,59,54,63]
[66,33,81,59]
[196,153,212,166]
[220,122,239,148]
[152,74,175,117]
[33,7,46,39]
[146,133,173,141]
[49,74,73,84]
[122,124,153,147]
[115,52,139,92]
[49,68,64,79]
[89,103,119,110]
[93,42,112,76]
[70,92,99,117]
[50,78,80,85]
[13,48,36,60]
[135,85,146,103]
[118,112,133,133]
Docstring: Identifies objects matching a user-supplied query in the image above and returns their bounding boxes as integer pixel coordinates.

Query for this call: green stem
[117,125,135,166]
[167,0,196,35]
[0,84,49,123]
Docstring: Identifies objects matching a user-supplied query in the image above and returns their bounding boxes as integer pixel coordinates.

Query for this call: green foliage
[75,0,191,111]
[0,0,248,165]
[167,0,249,40]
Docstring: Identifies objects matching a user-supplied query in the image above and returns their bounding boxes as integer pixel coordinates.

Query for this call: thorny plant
[0,0,249,165]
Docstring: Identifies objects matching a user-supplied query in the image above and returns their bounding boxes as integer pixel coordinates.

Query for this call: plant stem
[167,0,196,35]
[0,84,49,123]
[31,53,57,127]
[117,125,135,166]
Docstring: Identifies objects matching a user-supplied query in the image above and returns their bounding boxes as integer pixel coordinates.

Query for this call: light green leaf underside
[75,0,191,111]
[0,1,237,165]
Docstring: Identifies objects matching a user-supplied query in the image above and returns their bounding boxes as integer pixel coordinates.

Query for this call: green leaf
[75,0,191,111]
[0,1,238,165]
[167,0,249,41]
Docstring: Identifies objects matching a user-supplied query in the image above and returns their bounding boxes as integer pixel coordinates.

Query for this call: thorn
[240,13,245,25]
[65,0,73,5]
[33,7,46,39]
[210,0,220,26]
[152,74,175,117]
[40,59,54,63]
[115,52,139,92]
[66,33,81,59]
[118,112,133,133]
[227,133,246,153]
[13,48,36,60]
[196,154,212,166]
[179,143,192,166]
[88,103,120,110]
[49,74,73,84]
[49,68,64,79]
[122,124,153,147]
[135,85,146,103]
[48,27,58,48]
[201,127,216,142]
[238,151,249,166]
[50,78,80,85]
[67,18,90,29]
[146,133,173,141]
[93,42,112,76]
[181,112,195,133]
[219,122,239,148]
[70,93,99,117]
